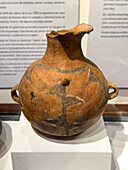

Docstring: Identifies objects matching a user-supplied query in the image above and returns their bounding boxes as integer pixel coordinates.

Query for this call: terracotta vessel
[11,23,118,137]
[0,119,2,135]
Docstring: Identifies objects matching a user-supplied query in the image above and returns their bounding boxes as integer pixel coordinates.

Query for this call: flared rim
[46,23,93,38]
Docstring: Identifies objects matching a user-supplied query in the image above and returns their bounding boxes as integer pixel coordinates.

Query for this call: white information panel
[0,0,79,88]
[87,0,128,88]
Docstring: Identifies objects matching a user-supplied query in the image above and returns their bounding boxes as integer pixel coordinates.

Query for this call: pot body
[11,23,118,137]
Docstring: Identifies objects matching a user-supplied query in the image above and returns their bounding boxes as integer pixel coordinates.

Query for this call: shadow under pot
[11,23,119,138]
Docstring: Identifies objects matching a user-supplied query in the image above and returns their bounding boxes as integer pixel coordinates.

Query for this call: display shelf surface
[12,114,112,152]
[0,113,112,170]
[105,122,128,170]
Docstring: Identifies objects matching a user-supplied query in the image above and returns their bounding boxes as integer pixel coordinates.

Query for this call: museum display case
[0,0,128,170]
[0,119,2,135]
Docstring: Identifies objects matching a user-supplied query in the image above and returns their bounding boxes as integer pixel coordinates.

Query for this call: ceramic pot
[11,23,118,137]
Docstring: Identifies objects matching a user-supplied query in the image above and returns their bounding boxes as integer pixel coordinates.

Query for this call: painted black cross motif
[45,79,84,135]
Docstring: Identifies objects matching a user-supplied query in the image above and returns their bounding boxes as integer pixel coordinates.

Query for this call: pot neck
[44,33,85,60]
[41,23,93,69]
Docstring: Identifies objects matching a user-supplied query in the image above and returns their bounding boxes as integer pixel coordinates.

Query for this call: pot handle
[107,81,119,100]
[11,84,20,103]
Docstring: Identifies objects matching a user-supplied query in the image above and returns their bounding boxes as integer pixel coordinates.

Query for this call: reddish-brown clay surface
[11,23,119,137]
